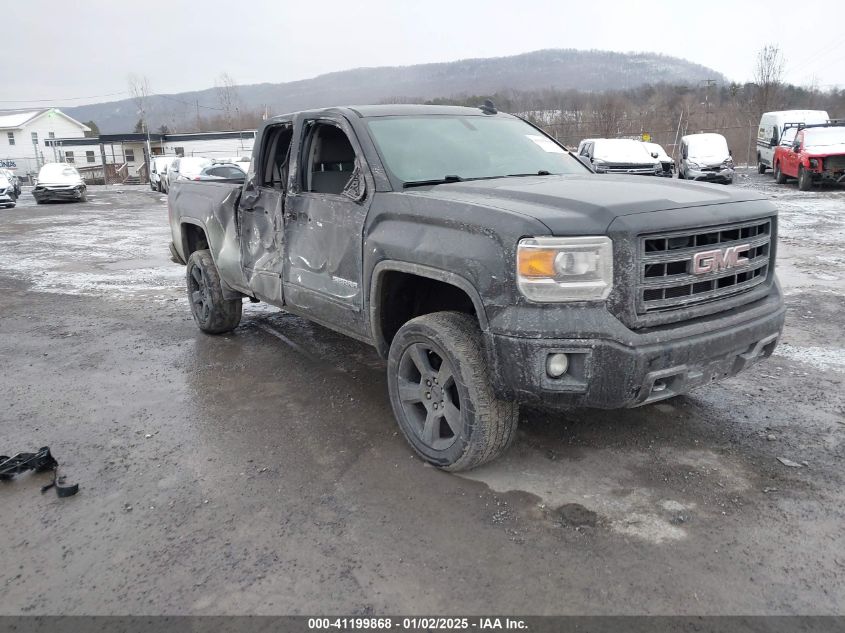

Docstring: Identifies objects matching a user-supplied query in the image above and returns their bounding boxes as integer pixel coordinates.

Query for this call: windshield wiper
[403,175,464,188]
[506,170,553,177]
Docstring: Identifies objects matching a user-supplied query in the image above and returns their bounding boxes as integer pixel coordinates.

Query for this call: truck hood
[405,174,766,234]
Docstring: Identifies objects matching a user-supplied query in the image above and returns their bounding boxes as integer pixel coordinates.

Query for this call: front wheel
[798,166,814,191]
[757,156,767,174]
[186,249,242,334]
[387,311,518,471]
[775,163,787,184]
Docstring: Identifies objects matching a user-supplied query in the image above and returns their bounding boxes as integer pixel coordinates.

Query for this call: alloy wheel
[396,342,462,451]
[188,265,211,323]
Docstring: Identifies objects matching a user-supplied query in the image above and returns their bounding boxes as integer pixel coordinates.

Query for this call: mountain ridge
[65,48,726,133]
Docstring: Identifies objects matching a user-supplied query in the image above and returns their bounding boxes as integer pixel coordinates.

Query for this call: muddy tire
[186,249,242,334]
[775,163,787,184]
[798,166,813,191]
[387,311,518,472]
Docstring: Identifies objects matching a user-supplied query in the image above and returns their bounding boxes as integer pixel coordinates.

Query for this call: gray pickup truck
[168,104,786,471]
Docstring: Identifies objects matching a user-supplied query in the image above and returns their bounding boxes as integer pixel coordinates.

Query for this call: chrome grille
[638,219,772,313]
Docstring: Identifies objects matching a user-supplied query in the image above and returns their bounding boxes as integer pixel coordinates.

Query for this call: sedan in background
[150,156,176,192]
[0,172,17,208]
[33,163,87,203]
[165,157,212,190]
[196,163,246,181]
[0,168,21,197]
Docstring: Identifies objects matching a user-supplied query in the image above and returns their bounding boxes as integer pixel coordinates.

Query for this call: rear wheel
[757,156,767,174]
[798,166,813,191]
[775,163,787,184]
[387,311,518,472]
[186,249,242,334]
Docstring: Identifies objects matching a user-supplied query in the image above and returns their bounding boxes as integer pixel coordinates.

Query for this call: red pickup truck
[774,121,845,190]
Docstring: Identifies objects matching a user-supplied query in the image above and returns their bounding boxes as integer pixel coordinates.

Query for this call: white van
[757,110,829,173]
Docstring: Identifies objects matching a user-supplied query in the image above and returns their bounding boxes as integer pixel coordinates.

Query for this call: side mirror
[651,152,659,159]
[771,135,778,146]
[792,143,800,153]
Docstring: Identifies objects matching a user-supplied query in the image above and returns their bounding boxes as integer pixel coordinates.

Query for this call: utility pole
[701,79,717,130]
[196,100,201,131]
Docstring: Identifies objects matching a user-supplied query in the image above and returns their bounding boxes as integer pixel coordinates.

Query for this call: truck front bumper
[486,286,786,409]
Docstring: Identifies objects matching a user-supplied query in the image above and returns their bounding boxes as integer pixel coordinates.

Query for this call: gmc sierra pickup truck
[168,104,786,471]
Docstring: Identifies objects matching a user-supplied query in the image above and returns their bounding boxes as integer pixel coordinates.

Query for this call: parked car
[642,141,674,177]
[168,104,785,471]
[165,157,212,190]
[0,168,21,197]
[197,163,246,181]
[217,156,251,173]
[578,138,662,175]
[773,120,845,190]
[32,163,87,203]
[0,172,17,208]
[677,133,734,184]
[150,156,176,192]
[756,110,829,174]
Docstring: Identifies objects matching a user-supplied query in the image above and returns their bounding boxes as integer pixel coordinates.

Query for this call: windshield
[366,116,585,184]
[780,128,798,146]
[643,142,670,161]
[687,134,729,159]
[803,127,845,151]
[593,139,654,163]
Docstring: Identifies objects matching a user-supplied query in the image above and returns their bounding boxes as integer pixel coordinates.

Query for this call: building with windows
[1,106,255,184]
[45,130,256,184]
[0,108,91,179]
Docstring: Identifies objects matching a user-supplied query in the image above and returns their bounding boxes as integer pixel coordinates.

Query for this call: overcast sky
[4,0,843,108]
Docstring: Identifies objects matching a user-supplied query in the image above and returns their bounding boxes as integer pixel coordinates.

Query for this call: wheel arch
[369,261,489,358]
[180,219,210,259]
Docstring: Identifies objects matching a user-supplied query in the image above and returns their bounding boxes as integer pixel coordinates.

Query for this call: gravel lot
[0,171,843,615]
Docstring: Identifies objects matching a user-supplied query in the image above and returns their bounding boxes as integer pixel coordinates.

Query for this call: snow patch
[774,344,845,373]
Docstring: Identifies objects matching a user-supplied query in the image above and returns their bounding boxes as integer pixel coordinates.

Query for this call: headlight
[687,162,700,169]
[592,159,608,173]
[517,236,613,302]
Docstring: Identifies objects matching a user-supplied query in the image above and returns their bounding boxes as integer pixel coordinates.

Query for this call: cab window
[258,123,293,190]
[302,122,357,195]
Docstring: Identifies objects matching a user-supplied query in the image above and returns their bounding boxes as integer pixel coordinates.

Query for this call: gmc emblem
[692,244,751,275]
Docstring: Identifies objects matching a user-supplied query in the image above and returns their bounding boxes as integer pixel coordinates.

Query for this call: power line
[0,90,129,104]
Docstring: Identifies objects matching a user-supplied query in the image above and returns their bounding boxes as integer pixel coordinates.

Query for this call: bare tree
[753,45,785,115]
[128,74,152,134]
[215,73,240,130]
[593,94,625,138]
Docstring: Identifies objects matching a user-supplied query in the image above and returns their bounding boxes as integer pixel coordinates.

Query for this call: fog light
[546,353,569,378]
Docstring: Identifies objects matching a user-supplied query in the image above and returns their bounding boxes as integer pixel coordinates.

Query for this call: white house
[0,108,90,179]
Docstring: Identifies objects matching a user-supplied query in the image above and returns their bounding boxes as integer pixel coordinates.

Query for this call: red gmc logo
[692,244,751,275]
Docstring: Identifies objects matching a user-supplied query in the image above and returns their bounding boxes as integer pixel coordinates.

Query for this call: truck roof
[267,104,511,123]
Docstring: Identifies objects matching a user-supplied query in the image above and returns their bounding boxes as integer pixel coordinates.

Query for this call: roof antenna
[479,99,497,115]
